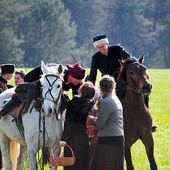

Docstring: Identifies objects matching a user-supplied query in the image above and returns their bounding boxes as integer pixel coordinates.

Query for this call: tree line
[0,0,169,68]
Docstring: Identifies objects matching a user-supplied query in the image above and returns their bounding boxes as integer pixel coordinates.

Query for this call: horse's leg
[10,140,20,170]
[17,145,27,170]
[0,134,12,170]
[50,145,61,170]
[125,146,134,170]
[141,134,158,170]
[27,142,38,170]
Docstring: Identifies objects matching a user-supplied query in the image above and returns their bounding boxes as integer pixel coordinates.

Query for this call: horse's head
[40,61,64,117]
[119,55,152,95]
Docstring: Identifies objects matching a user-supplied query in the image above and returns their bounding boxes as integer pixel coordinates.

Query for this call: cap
[67,62,85,80]
[1,64,15,74]
[93,34,109,48]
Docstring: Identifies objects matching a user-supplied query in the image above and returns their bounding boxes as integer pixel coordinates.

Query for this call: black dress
[62,95,94,170]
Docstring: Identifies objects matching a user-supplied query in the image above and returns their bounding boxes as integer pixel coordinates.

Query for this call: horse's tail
[10,140,20,170]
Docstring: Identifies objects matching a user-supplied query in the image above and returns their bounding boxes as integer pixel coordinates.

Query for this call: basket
[49,141,76,166]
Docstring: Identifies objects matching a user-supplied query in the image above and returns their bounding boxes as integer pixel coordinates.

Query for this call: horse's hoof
[152,125,157,132]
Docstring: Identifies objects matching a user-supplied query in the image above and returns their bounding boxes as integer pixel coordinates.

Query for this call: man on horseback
[86,34,156,131]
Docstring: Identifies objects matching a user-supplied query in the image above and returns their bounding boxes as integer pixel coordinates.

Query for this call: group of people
[0,34,155,170]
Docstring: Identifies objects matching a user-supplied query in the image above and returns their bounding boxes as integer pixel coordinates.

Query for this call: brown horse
[118,55,157,170]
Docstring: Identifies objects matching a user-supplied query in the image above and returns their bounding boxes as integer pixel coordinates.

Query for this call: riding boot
[0,95,21,117]
[144,95,157,132]
[0,150,2,169]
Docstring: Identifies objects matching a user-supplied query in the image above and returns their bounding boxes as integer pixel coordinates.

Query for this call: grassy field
[7,69,170,170]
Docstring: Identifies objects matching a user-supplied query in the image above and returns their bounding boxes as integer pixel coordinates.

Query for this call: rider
[0,62,85,117]
[87,34,131,84]
[86,34,156,131]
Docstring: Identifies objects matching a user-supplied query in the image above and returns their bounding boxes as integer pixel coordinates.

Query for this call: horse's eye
[57,85,60,88]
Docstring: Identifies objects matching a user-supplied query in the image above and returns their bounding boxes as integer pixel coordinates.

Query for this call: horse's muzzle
[142,84,152,95]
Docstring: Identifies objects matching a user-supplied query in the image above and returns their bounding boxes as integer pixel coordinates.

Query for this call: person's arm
[119,46,131,60]
[90,99,112,129]
[87,55,98,85]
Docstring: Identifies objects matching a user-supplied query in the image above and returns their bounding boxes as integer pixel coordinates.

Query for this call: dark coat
[62,70,82,96]
[62,96,94,170]
[88,45,131,84]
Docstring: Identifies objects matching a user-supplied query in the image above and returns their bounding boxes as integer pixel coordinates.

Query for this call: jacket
[88,45,131,84]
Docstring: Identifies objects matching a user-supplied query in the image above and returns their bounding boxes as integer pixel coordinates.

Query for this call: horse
[118,55,157,170]
[0,61,64,170]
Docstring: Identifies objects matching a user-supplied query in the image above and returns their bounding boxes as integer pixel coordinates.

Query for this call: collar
[0,76,7,84]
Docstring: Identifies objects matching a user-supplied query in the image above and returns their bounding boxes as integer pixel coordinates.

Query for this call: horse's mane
[118,57,139,82]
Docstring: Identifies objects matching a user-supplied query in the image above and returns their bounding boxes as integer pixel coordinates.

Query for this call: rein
[124,63,146,94]
[126,73,143,93]
[42,74,63,104]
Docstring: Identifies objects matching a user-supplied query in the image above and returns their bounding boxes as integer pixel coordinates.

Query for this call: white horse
[0,61,64,170]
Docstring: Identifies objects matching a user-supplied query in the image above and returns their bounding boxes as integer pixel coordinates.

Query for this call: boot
[144,96,157,132]
[0,97,19,117]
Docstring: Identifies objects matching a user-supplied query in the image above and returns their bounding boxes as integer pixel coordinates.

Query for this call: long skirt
[89,143,124,170]
[63,133,89,170]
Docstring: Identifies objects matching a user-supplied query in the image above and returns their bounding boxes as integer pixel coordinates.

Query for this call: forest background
[0,0,169,68]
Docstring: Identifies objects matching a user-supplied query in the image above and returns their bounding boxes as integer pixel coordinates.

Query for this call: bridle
[42,74,63,105]
[125,63,148,94]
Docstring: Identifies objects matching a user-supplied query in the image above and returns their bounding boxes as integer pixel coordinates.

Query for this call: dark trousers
[0,150,2,169]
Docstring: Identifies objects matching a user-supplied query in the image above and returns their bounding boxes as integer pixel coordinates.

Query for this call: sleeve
[24,65,42,82]
[81,100,94,115]
[91,99,112,129]
[119,46,131,60]
[62,82,81,97]
[87,54,98,85]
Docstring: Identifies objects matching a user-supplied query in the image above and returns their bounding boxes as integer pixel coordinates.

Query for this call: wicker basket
[50,141,76,166]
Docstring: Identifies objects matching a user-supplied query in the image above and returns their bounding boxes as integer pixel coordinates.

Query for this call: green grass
[7,69,170,170]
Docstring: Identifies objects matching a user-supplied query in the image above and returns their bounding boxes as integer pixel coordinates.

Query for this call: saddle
[15,82,42,114]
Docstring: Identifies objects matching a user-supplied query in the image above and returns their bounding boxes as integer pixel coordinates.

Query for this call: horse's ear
[118,59,126,68]
[139,54,145,64]
[41,60,49,74]
[58,64,63,74]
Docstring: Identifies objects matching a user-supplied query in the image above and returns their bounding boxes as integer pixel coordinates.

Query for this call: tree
[0,0,25,66]
[19,0,77,66]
